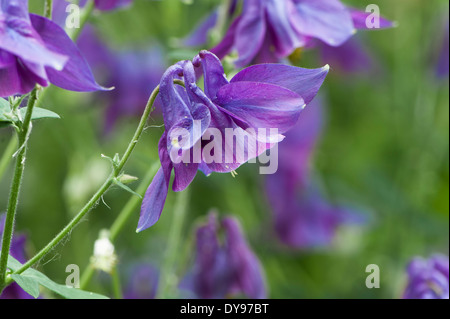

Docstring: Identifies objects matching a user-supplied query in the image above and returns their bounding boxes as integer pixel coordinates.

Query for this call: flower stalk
[0,88,39,293]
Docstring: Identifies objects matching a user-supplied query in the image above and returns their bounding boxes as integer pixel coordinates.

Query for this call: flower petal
[29,14,107,92]
[184,10,218,47]
[193,50,229,100]
[210,16,240,61]
[216,81,305,133]
[234,0,267,67]
[292,0,355,46]
[231,64,329,105]
[349,8,394,30]
[265,0,303,57]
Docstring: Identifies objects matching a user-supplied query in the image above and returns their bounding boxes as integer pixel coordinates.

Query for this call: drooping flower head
[266,99,363,248]
[0,214,33,299]
[206,0,393,67]
[138,50,329,231]
[182,213,266,299]
[0,0,106,97]
[403,254,449,299]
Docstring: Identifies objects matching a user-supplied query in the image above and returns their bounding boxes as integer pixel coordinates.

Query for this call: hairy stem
[7,86,161,281]
[0,88,38,293]
[156,189,190,299]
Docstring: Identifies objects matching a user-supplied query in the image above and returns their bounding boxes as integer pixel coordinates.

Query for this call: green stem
[0,88,38,292]
[7,85,161,282]
[0,137,18,183]
[44,0,53,19]
[111,267,123,299]
[156,189,190,299]
[79,162,160,290]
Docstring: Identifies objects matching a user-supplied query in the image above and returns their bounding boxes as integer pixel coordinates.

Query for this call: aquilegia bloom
[181,213,266,299]
[0,214,32,299]
[0,0,106,97]
[403,254,449,299]
[209,0,393,67]
[138,50,329,231]
[266,100,362,248]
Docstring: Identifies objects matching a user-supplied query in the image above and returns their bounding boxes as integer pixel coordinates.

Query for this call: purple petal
[0,13,67,70]
[349,8,394,30]
[234,0,267,67]
[94,0,133,11]
[0,56,47,97]
[231,64,329,105]
[210,16,240,61]
[184,10,218,47]
[193,50,229,100]
[265,0,303,57]
[222,217,267,299]
[291,0,355,46]
[29,14,107,92]
[137,167,169,232]
[216,81,305,134]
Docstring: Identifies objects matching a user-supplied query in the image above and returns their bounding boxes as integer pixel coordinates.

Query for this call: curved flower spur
[138,50,329,232]
[0,0,108,97]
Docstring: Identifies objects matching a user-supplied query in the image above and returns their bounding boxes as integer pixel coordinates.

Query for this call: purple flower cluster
[0,0,106,97]
[403,255,449,299]
[182,213,266,299]
[138,50,329,231]
[193,0,394,67]
[266,99,362,248]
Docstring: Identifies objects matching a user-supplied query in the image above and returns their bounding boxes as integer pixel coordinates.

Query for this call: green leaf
[10,274,40,298]
[0,99,12,127]
[6,255,109,299]
[19,107,60,121]
[114,179,142,199]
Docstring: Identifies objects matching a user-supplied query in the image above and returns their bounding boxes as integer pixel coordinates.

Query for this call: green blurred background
[0,0,448,298]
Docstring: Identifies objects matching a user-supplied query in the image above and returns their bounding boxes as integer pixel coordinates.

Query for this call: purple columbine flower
[266,100,362,248]
[138,50,329,231]
[0,214,33,299]
[208,0,393,67]
[123,264,159,299]
[403,254,449,299]
[182,213,266,299]
[0,0,107,97]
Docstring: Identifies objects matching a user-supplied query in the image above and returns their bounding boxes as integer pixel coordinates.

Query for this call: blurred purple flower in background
[0,214,32,299]
[403,254,449,299]
[182,213,266,299]
[138,50,329,231]
[266,99,363,248]
[75,26,166,131]
[212,0,393,67]
[185,0,393,68]
[436,20,449,78]
[123,264,159,299]
[0,0,107,97]
[79,0,133,11]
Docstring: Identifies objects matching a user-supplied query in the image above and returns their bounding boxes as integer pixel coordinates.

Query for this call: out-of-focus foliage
[1,0,448,298]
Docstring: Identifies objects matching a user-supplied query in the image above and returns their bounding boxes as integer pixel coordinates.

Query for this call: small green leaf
[0,99,12,127]
[114,179,142,199]
[10,274,40,298]
[6,255,109,299]
[19,107,60,121]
